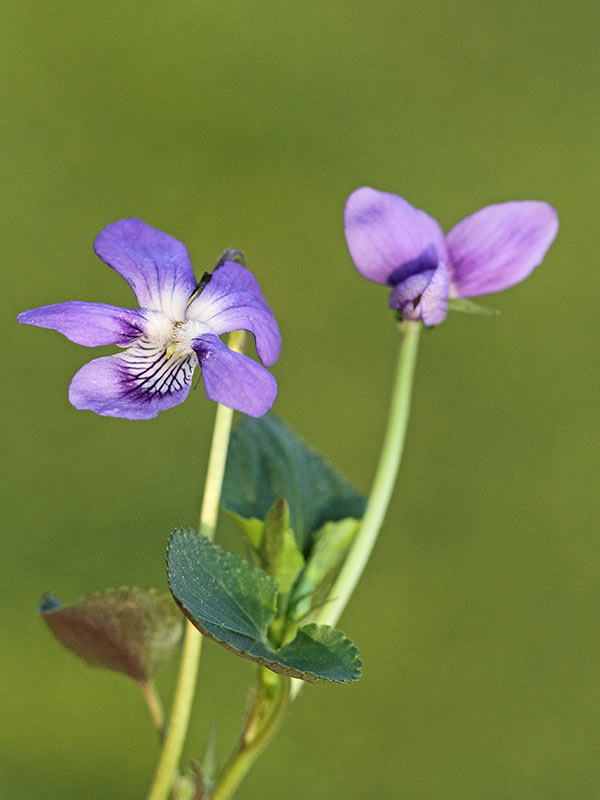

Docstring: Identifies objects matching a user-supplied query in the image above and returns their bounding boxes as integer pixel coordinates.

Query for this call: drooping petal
[419,261,451,326]
[193,334,277,417]
[17,302,152,347]
[389,271,433,317]
[94,219,198,319]
[388,261,450,326]
[186,262,281,366]
[446,201,559,298]
[68,342,195,419]
[344,187,448,284]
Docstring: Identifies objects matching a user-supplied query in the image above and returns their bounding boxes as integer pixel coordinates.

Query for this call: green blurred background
[3,0,599,797]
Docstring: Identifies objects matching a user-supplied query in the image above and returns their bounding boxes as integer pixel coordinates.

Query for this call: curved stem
[292,321,420,698]
[140,680,166,743]
[210,671,290,800]
[146,331,246,800]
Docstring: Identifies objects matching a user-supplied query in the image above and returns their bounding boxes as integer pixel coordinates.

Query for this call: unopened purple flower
[18,219,281,419]
[344,187,559,326]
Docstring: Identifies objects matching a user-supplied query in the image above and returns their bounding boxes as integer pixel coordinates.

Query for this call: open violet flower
[344,187,559,326]
[18,219,281,419]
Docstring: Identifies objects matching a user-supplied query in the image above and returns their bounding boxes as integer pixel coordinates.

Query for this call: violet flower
[344,187,559,326]
[18,219,281,419]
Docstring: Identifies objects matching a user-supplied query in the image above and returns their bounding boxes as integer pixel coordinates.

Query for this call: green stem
[140,680,166,743]
[292,321,420,697]
[146,332,246,800]
[210,671,290,800]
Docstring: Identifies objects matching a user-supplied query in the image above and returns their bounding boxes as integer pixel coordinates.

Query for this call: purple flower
[18,219,281,419]
[344,187,559,326]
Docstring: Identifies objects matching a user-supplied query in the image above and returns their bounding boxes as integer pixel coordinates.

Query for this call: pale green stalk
[291,320,421,699]
[146,332,246,800]
[206,321,421,797]
[140,680,166,743]
[210,671,290,800]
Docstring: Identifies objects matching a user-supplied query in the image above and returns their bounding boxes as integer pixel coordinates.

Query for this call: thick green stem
[291,321,420,698]
[146,332,246,800]
[210,671,290,800]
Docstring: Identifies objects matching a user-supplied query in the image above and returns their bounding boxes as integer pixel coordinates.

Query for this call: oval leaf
[38,587,184,681]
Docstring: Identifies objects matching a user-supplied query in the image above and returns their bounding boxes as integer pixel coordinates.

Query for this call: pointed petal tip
[16,302,150,347]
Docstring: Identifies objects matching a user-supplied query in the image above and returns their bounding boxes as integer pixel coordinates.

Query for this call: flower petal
[193,334,277,417]
[419,261,450,326]
[68,343,195,419]
[388,261,450,326]
[94,219,197,318]
[18,302,151,347]
[344,187,448,284]
[186,262,281,366]
[446,201,559,298]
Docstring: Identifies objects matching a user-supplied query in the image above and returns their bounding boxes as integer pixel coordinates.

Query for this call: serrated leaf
[167,530,362,683]
[275,624,361,681]
[289,517,360,619]
[222,413,366,552]
[38,587,184,681]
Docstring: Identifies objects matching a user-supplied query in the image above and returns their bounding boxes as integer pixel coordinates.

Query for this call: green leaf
[447,298,500,316]
[260,499,305,594]
[229,501,305,594]
[222,413,366,552]
[289,517,360,620]
[231,513,264,551]
[167,530,362,683]
[37,588,183,682]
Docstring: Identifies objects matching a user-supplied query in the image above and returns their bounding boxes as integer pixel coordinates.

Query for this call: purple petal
[193,334,277,417]
[419,262,450,326]
[94,219,197,318]
[388,261,450,326]
[446,201,559,298]
[69,345,195,419]
[344,187,448,284]
[186,261,281,366]
[18,302,151,347]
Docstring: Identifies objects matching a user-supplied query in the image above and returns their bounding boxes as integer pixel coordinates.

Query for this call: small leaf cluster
[167,414,365,684]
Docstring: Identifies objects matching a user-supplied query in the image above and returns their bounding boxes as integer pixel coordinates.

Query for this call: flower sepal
[447,298,500,317]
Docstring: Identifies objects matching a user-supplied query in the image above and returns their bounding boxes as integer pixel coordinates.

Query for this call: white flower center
[143,312,215,359]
